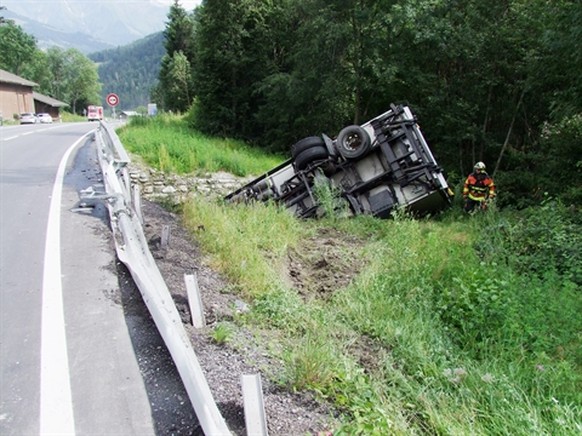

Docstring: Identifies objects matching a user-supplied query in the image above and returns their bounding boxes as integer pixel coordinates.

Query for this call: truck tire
[294,145,329,170]
[336,125,371,159]
[291,136,325,160]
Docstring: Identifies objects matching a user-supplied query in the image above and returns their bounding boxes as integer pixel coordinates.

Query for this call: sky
[0,0,202,8]
[157,0,202,9]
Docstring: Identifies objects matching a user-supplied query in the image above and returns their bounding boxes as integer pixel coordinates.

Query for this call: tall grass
[182,199,306,298]
[124,117,582,433]
[183,197,582,434]
[61,112,87,122]
[117,114,283,176]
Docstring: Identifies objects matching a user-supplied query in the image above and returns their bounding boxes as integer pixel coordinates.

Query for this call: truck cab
[226,104,452,219]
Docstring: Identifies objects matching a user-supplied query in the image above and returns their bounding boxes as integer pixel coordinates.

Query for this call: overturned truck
[225,103,453,219]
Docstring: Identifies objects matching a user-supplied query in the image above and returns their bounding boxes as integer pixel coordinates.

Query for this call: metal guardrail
[94,121,232,435]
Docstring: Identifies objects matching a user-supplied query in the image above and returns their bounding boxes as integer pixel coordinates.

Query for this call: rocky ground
[138,195,340,435]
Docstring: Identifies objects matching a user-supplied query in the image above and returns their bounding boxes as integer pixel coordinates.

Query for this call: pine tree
[158,0,195,112]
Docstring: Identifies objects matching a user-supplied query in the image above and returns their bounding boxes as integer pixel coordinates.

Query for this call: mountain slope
[1,0,172,49]
[1,9,114,53]
[90,32,165,110]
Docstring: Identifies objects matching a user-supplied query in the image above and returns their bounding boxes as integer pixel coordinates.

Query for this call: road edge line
[40,133,91,435]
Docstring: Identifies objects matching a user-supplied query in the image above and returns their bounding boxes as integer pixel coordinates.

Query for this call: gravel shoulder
[139,199,338,435]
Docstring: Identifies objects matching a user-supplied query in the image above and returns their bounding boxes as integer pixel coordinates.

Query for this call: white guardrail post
[241,374,269,436]
[95,122,232,435]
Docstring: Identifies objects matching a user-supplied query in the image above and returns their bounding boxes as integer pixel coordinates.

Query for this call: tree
[43,47,101,113]
[45,47,67,101]
[163,0,196,61]
[178,0,580,204]
[0,22,101,114]
[64,49,101,113]
[0,21,37,75]
[260,0,396,141]
[163,51,193,112]
[532,0,582,120]
[158,0,195,111]
[193,0,290,140]
[22,50,49,90]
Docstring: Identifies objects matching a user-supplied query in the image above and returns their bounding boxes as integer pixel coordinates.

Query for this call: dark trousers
[464,198,486,213]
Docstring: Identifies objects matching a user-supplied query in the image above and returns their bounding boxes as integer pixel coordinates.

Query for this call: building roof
[33,92,69,108]
[0,69,38,87]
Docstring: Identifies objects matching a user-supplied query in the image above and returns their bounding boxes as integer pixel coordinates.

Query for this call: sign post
[106,93,119,119]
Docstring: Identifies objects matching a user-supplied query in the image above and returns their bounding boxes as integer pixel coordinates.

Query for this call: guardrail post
[132,184,143,225]
[161,225,171,249]
[241,374,269,436]
[184,274,206,328]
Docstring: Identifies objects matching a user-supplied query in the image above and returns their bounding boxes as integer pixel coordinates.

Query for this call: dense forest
[156,0,581,210]
[89,33,165,110]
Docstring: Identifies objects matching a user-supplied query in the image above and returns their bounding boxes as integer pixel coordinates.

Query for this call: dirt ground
[140,199,343,435]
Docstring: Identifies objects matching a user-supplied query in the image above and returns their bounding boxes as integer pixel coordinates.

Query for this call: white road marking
[0,124,75,142]
[40,133,91,435]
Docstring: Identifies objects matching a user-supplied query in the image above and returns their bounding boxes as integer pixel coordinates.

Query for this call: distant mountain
[1,9,114,53]
[89,33,166,110]
[1,0,201,109]
[0,0,200,53]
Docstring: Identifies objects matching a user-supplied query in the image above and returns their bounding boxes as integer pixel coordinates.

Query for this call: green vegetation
[144,11,582,430]
[116,114,283,176]
[183,197,581,434]
[60,112,87,123]
[0,20,101,113]
[89,33,165,110]
[118,109,581,432]
[155,3,196,113]
[153,0,582,208]
[5,0,577,430]
[210,322,234,345]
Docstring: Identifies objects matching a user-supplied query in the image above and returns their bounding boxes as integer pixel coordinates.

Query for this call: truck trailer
[225,103,453,219]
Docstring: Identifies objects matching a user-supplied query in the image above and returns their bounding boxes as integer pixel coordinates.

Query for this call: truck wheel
[294,145,329,170]
[291,136,325,159]
[336,125,371,159]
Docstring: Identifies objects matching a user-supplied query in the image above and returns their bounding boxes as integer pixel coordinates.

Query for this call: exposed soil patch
[286,228,366,300]
[347,334,387,376]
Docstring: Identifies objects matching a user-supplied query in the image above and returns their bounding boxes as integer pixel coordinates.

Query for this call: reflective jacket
[463,171,495,201]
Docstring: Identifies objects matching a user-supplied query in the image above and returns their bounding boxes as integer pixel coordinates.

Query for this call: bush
[434,271,514,354]
[531,115,582,206]
[501,197,582,284]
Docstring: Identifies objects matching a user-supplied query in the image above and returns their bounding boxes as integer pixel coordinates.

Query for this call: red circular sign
[106,93,119,107]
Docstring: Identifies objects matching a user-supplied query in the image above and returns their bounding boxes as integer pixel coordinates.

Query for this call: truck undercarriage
[225,104,452,219]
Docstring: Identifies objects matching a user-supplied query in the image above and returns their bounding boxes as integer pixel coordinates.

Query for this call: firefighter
[463,161,496,213]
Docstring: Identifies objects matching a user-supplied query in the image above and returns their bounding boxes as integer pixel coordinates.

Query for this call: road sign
[106,93,119,107]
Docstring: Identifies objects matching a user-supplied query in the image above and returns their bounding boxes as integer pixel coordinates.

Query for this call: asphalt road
[0,122,195,435]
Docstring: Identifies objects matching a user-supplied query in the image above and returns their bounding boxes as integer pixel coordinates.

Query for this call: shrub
[500,197,582,284]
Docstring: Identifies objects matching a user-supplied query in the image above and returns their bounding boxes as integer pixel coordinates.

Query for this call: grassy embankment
[61,112,87,122]
[118,114,582,435]
[118,113,282,176]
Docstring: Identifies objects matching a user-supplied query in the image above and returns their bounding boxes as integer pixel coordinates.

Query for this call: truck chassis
[225,104,452,219]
